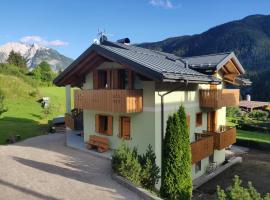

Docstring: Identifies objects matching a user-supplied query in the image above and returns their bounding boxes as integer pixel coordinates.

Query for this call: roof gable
[54,41,229,86]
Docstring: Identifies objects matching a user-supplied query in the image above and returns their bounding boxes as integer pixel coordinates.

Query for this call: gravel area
[0,134,141,200]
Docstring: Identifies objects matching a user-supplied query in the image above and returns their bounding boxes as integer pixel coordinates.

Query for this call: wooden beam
[225,60,241,75]
[224,73,239,81]
[59,52,97,85]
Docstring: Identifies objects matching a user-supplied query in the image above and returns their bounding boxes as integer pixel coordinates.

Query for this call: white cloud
[149,0,174,9]
[20,35,68,47]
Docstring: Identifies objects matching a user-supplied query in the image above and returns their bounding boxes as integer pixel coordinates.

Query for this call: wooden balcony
[74,89,143,113]
[65,113,75,129]
[208,126,236,150]
[191,135,214,164]
[199,89,240,109]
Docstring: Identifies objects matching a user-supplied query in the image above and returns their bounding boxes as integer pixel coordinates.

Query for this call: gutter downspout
[158,80,188,170]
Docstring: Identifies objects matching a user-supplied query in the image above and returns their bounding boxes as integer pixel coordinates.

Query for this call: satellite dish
[93,38,100,45]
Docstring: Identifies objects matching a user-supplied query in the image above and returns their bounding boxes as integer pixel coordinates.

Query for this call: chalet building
[54,37,248,181]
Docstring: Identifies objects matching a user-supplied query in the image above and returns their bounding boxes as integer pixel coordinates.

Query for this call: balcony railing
[206,126,236,150]
[199,89,240,109]
[191,135,214,164]
[74,89,143,113]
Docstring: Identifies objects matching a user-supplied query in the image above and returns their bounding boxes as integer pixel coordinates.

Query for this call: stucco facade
[81,61,227,180]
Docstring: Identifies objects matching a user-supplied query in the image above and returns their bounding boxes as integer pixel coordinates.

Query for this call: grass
[0,74,69,144]
[237,129,270,144]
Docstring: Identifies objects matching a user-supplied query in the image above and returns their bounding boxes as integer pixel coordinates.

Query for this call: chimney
[117,38,130,45]
[246,94,251,101]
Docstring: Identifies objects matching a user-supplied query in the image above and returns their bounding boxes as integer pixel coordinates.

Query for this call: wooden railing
[199,89,240,109]
[74,89,143,113]
[65,113,75,129]
[191,135,214,164]
[207,126,236,150]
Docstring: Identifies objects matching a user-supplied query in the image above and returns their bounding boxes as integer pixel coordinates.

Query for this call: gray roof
[235,77,252,86]
[182,53,231,69]
[98,41,220,83]
[55,40,247,86]
[182,52,245,74]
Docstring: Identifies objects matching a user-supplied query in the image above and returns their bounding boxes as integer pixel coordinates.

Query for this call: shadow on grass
[0,117,46,144]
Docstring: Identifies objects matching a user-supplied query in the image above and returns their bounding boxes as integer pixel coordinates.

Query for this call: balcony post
[65,84,71,113]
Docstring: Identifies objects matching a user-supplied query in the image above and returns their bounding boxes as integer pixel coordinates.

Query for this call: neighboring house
[54,37,247,181]
[240,99,270,112]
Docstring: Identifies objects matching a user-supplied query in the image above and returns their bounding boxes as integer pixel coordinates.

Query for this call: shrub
[160,105,192,200]
[112,143,141,185]
[217,176,270,200]
[248,110,268,121]
[138,145,160,190]
[0,88,7,116]
[227,107,242,118]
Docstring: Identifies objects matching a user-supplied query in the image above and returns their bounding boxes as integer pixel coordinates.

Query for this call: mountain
[0,42,73,71]
[138,14,270,101]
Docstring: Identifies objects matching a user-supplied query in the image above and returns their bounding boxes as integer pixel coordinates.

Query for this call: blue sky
[0,0,269,59]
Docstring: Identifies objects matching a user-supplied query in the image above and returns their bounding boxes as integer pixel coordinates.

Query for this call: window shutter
[122,117,130,140]
[187,115,190,129]
[95,114,99,133]
[107,115,113,135]
[93,70,98,89]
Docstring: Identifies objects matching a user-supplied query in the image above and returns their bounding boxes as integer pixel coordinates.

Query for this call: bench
[87,135,109,153]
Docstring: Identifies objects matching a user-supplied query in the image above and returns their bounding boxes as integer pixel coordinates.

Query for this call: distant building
[240,100,270,112]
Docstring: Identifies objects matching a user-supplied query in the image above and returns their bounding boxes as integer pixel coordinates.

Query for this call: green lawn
[237,129,270,144]
[0,84,69,144]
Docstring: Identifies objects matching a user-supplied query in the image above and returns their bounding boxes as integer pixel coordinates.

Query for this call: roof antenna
[97,29,108,44]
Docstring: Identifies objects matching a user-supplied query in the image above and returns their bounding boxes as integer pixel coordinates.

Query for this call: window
[118,69,129,89]
[95,114,113,135]
[195,161,202,173]
[119,116,131,140]
[93,68,134,90]
[98,70,108,89]
[196,112,203,127]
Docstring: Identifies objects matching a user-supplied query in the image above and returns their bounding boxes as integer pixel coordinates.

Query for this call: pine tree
[160,105,192,200]
[7,51,27,69]
[177,105,192,199]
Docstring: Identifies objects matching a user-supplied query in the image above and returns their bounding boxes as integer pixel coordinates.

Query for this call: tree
[7,51,27,69]
[0,88,7,116]
[138,145,160,190]
[32,61,56,84]
[217,176,270,200]
[177,105,192,199]
[160,105,192,200]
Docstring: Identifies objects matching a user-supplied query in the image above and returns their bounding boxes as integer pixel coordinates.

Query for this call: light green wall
[83,80,156,155]
[154,83,226,180]
[81,62,227,182]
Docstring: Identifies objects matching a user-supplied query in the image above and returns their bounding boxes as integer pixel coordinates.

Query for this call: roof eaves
[53,44,97,85]
[216,52,245,74]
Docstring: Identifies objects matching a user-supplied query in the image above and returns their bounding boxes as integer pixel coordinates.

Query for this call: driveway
[0,134,141,200]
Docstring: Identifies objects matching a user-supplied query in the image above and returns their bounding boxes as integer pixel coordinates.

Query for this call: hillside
[0,69,68,144]
[139,14,270,101]
[0,42,73,71]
